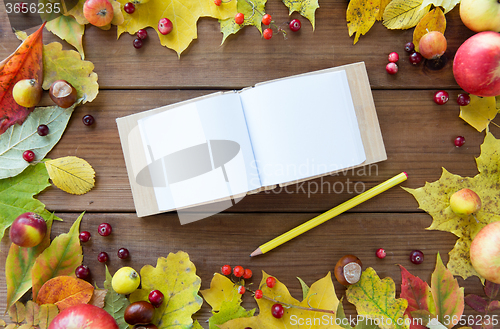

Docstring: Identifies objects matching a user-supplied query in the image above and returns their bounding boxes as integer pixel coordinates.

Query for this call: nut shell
[124,301,155,325]
[334,255,362,285]
[49,80,77,108]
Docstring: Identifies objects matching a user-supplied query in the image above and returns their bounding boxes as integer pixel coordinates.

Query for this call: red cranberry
[75,265,90,280]
[79,231,91,242]
[98,223,112,236]
[97,252,109,263]
[117,247,130,259]
[454,136,465,147]
[148,290,164,308]
[410,250,424,264]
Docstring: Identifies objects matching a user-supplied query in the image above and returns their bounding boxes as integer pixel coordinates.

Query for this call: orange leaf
[413,7,446,52]
[0,22,45,135]
[36,276,94,311]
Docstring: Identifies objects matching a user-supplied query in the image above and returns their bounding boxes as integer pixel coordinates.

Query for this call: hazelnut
[49,80,77,108]
[334,254,362,285]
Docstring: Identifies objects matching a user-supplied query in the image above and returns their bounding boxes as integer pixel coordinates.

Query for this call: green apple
[470,221,500,283]
[460,0,500,33]
[449,188,482,215]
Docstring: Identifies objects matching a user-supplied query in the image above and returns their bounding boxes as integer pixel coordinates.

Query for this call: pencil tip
[250,248,262,257]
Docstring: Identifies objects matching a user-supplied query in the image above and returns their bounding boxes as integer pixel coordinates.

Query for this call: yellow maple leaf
[219,272,341,328]
[45,156,95,195]
[413,7,446,52]
[404,132,500,280]
[459,95,498,132]
[116,0,237,56]
[383,0,431,30]
[200,273,241,312]
[346,0,381,45]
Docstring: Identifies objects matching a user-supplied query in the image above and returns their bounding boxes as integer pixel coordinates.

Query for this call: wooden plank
[0,212,493,324]
[36,89,496,213]
[0,1,474,90]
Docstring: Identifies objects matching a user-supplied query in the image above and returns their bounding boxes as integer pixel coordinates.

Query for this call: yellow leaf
[38,304,58,329]
[200,273,240,312]
[8,302,25,324]
[383,0,431,30]
[420,0,460,13]
[116,0,237,56]
[45,156,95,195]
[347,0,381,44]
[459,95,498,132]
[283,0,319,30]
[377,0,392,21]
[219,272,341,328]
[413,7,446,52]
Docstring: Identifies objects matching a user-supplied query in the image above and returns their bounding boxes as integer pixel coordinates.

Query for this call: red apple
[83,0,114,27]
[460,0,500,33]
[48,304,119,329]
[9,212,47,248]
[453,31,500,97]
[449,188,482,215]
[470,221,500,283]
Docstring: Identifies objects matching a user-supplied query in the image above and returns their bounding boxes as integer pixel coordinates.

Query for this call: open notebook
[116,62,387,223]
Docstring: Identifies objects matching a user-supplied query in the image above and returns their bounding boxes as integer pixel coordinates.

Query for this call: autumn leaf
[38,304,59,329]
[383,0,431,30]
[43,42,99,103]
[5,216,53,311]
[346,0,381,44]
[116,0,237,56]
[459,95,498,132]
[102,265,129,329]
[31,213,84,300]
[431,253,464,328]
[219,272,340,328]
[282,0,319,29]
[9,302,26,324]
[297,277,310,301]
[420,0,460,13]
[0,162,59,243]
[377,0,392,21]
[347,267,409,329]
[45,156,95,195]
[0,23,44,135]
[36,276,94,311]
[404,132,500,280]
[0,103,77,179]
[89,289,107,308]
[129,252,203,328]
[25,301,39,326]
[45,15,86,59]
[336,299,378,329]
[220,0,267,44]
[413,8,446,52]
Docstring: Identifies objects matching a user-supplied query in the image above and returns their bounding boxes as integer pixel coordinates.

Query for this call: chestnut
[49,80,77,108]
[124,301,155,325]
[334,254,362,286]
[133,325,158,329]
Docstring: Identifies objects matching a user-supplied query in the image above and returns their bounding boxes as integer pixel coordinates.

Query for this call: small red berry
[235,13,244,25]
[404,42,415,53]
[454,136,465,147]
[254,289,263,299]
[124,2,135,14]
[37,124,49,136]
[79,231,91,242]
[137,29,148,39]
[237,285,246,294]
[97,251,109,263]
[82,114,94,126]
[149,290,164,308]
[409,52,422,65]
[133,38,143,49]
[262,14,272,25]
[289,19,301,32]
[75,265,90,280]
[266,276,276,288]
[434,90,449,105]
[410,250,424,264]
[376,248,386,259]
[117,247,130,259]
[158,18,173,35]
[243,268,252,279]
[386,62,398,75]
[98,223,112,236]
[388,52,399,63]
[271,303,284,318]
[23,150,35,162]
[263,28,273,40]
[233,265,244,278]
[214,0,221,5]
[457,93,471,106]
[221,264,232,276]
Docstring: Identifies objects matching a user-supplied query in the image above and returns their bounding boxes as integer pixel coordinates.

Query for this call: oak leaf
[336,299,378,329]
[31,213,84,300]
[404,132,500,280]
[383,0,431,30]
[220,0,267,44]
[36,276,94,311]
[116,0,237,56]
[0,23,44,135]
[420,0,460,13]
[45,156,95,195]
[45,15,85,59]
[102,265,129,329]
[413,7,446,52]
[129,252,203,328]
[459,95,498,132]
[346,0,382,44]
[282,0,319,29]
[5,216,53,311]
[346,267,409,329]
[219,272,340,328]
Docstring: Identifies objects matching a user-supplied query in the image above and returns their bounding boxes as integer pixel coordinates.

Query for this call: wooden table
[0,1,498,326]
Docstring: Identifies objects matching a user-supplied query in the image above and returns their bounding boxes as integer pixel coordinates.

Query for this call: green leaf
[431,253,464,328]
[5,216,53,311]
[129,251,203,329]
[43,42,98,104]
[0,162,58,243]
[220,0,267,44]
[31,213,84,300]
[102,265,129,329]
[0,104,77,179]
[336,298,379,329]
[346,267,409,329]
[209,298,255,329]
[383,0,431,30]
[192,321,204,329]
[420,0,459,13]
[45,15,85,59]
[297,277,310,301]
[282,0,319,29]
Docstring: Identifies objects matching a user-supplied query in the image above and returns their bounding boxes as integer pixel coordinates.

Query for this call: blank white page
[239,69,366,186]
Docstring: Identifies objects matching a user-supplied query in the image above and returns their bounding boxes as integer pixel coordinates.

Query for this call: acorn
[49,80,77,108]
